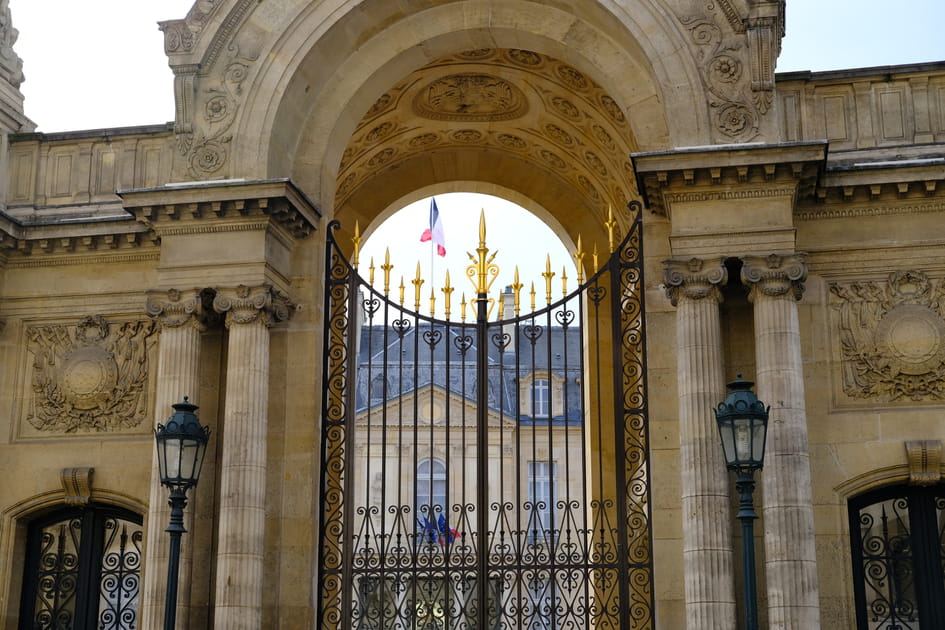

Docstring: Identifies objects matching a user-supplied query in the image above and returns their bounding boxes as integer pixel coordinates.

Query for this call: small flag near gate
[420,197,446,257]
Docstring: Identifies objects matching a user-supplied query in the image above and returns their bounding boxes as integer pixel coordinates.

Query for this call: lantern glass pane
[752,418,766,462]
[719,419,736,466]
[167,438,185,481]
[734,420,752,462]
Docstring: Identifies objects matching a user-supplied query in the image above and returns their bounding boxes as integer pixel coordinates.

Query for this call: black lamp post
[714,375,769,630]
[154,397,210,630]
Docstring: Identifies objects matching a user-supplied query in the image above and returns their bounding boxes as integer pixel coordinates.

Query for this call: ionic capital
[146,288,217,331]
[741,253,807,302]
[662,257,728,306]
[213,284,293,328]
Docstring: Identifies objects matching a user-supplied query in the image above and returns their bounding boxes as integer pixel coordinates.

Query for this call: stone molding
[662,257,728,306]
[741,253,807,301]
[212,284,293,328]
[146,288,219,332]
[119,179,321,241]
[906,440,942,486]
[61,467,94,506]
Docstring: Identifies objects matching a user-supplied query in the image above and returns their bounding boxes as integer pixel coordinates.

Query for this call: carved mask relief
[25,315,157,433]
[830,271,945,402]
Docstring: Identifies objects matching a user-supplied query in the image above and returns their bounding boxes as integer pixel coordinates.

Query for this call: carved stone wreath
[413,73,528,121]
[26,316,157,433]
[830,271,945,402]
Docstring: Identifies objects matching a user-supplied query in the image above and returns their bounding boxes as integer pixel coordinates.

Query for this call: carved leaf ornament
[830,271,945,401]
[26,316,157,432]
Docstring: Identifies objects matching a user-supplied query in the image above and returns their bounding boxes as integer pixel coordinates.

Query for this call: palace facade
[0,1,944,628]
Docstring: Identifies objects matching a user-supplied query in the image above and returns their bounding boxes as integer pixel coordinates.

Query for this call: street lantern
[714,375,769,630]
[714,374,769,472]
[154,397,210,630]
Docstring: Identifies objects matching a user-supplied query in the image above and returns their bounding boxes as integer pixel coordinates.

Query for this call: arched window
[416,458,447,519]
[19,504,143,630]
[849,484,945,629]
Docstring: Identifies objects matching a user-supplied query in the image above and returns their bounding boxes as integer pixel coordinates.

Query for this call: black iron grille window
[849,485,945,630]
[19,505,143,630]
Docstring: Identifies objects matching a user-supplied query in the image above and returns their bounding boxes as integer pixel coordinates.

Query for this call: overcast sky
[7,1,945,133]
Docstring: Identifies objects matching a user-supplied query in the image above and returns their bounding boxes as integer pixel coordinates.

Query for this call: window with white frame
[531,379,550,417]
[416,458,447,520]
[527,461,556,544]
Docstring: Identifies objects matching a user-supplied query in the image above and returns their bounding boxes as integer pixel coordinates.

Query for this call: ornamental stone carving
[679,9,761,141]
[741,253,807,301]
[830,270,945,401]
[662,257,728,306]
[212,284,293,328]
[26,316,157,433]
[413,74,527,121]
[146,288,219,331]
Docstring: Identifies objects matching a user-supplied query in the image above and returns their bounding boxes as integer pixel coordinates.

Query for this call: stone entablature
[777,62,945,152]
[5,124,175,220]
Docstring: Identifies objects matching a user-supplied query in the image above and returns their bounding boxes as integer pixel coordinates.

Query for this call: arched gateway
[18,0,945,629]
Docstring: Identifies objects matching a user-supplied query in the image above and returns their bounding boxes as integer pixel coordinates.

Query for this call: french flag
[420,198,446,257]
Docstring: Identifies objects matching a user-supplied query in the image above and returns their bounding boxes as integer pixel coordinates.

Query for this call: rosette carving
[679,10,762,141]
[213,284,293,328]
[26,316,157,433]
[662,257,727,306]
[830,270,945,401]
[146,288,219,331]
[741,253,807,301]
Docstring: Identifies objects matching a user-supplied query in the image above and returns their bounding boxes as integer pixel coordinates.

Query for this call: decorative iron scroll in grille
[319,201,653,629]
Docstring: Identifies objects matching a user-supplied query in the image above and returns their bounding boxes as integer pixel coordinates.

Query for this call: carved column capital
[662,257,728,306]
[741,253,807,301]
[213,284,293,328]
[146,288,217,331]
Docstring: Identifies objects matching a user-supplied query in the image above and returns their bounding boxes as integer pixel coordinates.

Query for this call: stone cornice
[741,253,807,301]
[662,257,728,306]
[212,284,293,328]
[631,141,826,215]
[118,178,321,240]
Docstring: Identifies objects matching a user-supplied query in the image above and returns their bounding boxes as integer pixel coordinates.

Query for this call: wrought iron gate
[319,201,653,629]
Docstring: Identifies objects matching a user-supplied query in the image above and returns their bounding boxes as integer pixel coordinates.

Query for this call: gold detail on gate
[511,267,524,316]
[466,210,500,296]
[442,271,454,319]
[351,221,363,268]
[542,255,555,305]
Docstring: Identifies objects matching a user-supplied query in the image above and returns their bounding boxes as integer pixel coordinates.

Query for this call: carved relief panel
[19,315,158,437]
[829,270,945,405]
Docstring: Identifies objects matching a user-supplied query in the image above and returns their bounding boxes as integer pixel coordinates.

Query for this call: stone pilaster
[741,254,820,630]
[212,284,291,629]
[141,288,215,630]
[663,257,737,629]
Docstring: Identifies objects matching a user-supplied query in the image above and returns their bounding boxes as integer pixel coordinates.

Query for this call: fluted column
[141,288,214,630]
[663,257,736,629]
[212,284,291,629]
[741,254,820,630]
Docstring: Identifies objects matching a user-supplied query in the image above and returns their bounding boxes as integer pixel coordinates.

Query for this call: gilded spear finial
[429,287,436,318]
[573,234,586,284]
[511,266,524,316]
[605,204,618,254]
[381,248,394,297]
[561,266,568,297]
[592,243,600,274]
[466,209,500,297]
[369,257,376,286]
[441,270,454,319]
[461,293,468,323]
[351,221,362,268]
[542,254,555,305]
[530,282,536,312]
[398,276,405,306]
[412,263,424,312]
